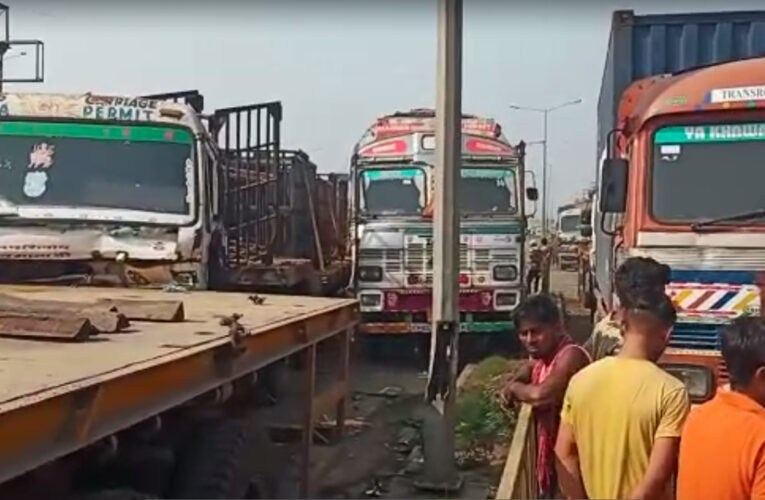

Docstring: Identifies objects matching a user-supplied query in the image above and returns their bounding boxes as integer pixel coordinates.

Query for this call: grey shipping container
[597,9,765,170]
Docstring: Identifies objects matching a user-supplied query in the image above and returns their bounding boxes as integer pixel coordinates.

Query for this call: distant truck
[0,91,358,499]
[555,201,588,271]
[350,109,537,343]
[592,9,765,404]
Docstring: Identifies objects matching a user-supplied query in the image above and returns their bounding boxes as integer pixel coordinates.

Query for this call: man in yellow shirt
[555,293,690,500]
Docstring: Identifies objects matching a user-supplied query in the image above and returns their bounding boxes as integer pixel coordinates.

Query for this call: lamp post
[508,98,582,237]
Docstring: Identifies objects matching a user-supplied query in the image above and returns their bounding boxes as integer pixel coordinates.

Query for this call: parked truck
[497,10,765,499]
[0,91,358,499]
[591,9,765,404]
[350,109,537,345]
[555,200,588,271]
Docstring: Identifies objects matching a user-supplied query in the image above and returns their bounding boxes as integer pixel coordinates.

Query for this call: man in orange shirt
[677,316,765,500]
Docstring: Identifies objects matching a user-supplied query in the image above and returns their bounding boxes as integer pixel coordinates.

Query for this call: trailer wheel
[78,489,158,500]
[170,416,283,499]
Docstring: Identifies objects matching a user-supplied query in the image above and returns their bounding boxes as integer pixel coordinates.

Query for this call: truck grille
[359,248,402,272]
[404,241,469,272]
[669,322,720,350]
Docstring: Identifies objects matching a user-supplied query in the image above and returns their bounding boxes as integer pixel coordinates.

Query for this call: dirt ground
[302,269,592,499]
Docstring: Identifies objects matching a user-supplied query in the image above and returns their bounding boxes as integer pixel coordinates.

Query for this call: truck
[0,91,358,499]
[350,109,537,349]
[591,9,765,404]
[555,199,589,272]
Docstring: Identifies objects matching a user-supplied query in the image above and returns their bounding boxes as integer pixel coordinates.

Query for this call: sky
[3,0,765,213]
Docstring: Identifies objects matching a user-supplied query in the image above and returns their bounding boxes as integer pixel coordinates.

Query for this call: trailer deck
[0,285,358,493]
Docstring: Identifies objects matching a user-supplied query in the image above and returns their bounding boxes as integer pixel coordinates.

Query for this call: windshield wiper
[691,208,765,231]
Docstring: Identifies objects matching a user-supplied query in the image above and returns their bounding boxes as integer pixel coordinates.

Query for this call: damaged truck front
[0,92,221,288]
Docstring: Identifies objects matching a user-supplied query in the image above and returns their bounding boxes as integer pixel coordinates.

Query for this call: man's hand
[499,382,518,408]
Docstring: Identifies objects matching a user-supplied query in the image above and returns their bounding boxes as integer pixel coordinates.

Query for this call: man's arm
[506,348,589,407]
[628,438,679,500]
[554,421,588,499]
[629,386,690,499]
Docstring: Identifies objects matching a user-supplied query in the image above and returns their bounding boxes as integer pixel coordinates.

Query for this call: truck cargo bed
[0,285,358,485]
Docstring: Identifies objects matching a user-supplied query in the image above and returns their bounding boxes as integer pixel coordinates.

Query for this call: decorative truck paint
[593,9,765,399]
[351,109,529,336]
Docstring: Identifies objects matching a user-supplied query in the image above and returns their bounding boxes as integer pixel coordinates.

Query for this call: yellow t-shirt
[561,357,690,499]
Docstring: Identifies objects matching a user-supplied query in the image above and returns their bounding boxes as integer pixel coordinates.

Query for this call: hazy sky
[4,0,765,211]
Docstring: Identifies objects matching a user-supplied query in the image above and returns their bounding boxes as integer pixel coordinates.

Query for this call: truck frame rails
[0,286,358,497]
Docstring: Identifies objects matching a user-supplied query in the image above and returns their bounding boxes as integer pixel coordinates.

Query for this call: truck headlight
[493,265,518,281]
[661,363,715,403]
[358,266,383,282]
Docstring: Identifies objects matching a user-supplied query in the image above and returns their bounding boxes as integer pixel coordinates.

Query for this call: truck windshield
[652,123,765,224]
[459,167,516,214]
[559,214,580,232]
[0,121,193,216]
[360,167,425,216]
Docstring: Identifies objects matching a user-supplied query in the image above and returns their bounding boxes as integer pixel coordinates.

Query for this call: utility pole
[508,98,582,238]
[542,109,548,236]
[416,0,462,492]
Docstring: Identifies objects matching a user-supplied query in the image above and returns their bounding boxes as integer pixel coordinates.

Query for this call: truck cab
[351,109,537,339]
[556,204,586,271]
[595,57,765,402]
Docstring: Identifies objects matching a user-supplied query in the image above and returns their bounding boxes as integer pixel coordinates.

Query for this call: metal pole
[417,0,462,491]
[541,109,548,237]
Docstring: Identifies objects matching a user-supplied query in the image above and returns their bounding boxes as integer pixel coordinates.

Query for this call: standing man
[584,256,672,360]
[527,241,543,294]
[677,317,765,500]
[501,295,590,498]
[555,293,690,500]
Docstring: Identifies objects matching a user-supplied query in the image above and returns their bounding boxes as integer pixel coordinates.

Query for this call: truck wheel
[78,490,158,500]
[170,416,283,499]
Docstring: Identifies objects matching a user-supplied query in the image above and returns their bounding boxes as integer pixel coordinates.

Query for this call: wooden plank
[496,403,535,500]
[0,313,96,341]
[0,294,129,333]
[96,299,185,322]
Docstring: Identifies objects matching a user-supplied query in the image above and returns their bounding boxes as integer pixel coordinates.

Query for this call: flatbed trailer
[0,286,358,499]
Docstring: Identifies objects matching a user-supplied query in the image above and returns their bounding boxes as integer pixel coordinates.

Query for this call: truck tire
[170,416,282,499]
[78,490,158,500]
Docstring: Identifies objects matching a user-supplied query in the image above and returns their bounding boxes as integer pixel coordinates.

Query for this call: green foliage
[455,356,521,460]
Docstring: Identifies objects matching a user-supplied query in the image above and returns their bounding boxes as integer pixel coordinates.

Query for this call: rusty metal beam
[0,313,96,341]
[0,294,128,333]
[95,299,184,322]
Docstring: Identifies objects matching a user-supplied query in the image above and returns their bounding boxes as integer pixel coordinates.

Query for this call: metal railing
[496,403,537,499]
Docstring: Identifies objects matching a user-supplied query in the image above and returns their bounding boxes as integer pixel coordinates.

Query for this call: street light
[508,98,582,237]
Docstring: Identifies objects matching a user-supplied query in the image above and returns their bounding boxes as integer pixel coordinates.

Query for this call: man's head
[721,317,765,405]
[540,238,548,246]
[515,294,563,359]
[614,257,671,309]
[622,293,677,362]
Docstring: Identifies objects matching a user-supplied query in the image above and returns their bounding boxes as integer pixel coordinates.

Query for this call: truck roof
[0,92,201,130]
[0,285,357,483]
[619,57,765,135]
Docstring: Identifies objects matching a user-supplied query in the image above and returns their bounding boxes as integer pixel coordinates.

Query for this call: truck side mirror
[580,225,593,238]
[526,187,539,201]
[599,159,628,213]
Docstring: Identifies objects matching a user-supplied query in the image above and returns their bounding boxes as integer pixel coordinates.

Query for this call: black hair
[515,294,560,326]
[627,292,677,328]
[615,257,671,309]
[540,238,548,246]
[721,316,765,388]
